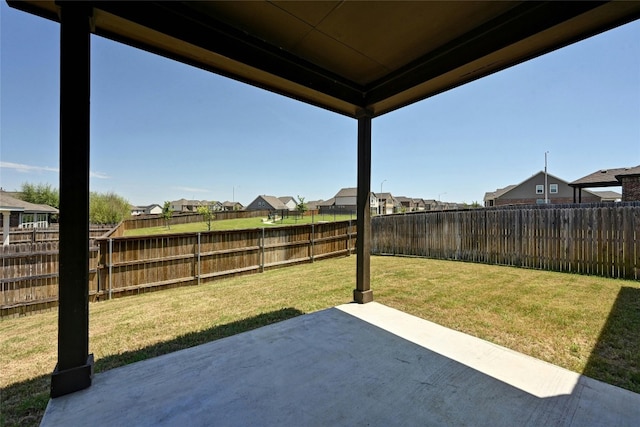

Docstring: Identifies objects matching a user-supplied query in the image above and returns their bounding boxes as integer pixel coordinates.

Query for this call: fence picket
[371,204,640,281]
[2,221,355,316]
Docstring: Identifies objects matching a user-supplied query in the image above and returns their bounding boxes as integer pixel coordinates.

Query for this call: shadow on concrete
[583,286,640,393]
[2,308,304,426]
[94,307,305,372]
[38,306,640,427]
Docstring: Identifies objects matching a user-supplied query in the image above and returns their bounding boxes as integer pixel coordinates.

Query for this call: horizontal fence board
[2,221,355,316]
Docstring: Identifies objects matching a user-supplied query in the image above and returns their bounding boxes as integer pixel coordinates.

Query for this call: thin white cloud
[171,186,209,194]
[1,161,58,173]
[90,171,110,179]
[1,161,110,179]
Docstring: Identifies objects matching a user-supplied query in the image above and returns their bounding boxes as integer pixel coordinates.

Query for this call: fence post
[347,220,351,255]
[197,232,201,285]
[310,224,314,262]
[108,238,113,300]
[260,228,265,272]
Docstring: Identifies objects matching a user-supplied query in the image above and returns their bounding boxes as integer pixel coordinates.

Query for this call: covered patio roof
[7,0,640,400]
[569,165,640,202]
[9,1,640,118]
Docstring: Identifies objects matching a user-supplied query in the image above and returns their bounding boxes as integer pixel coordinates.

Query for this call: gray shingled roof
[260,195,288,210]
[591,190,622,200]
[615,165,640,178]
[334,188,357,198]
[0,190,59,213]
[484,185,517,201]
[570,166,640,187]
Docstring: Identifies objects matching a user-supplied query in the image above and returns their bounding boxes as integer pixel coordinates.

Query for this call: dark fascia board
[7,0,366,117]
[8,1,640,119]
[92,2,365,108]
[365,2,600,102]
[364,1,640,115]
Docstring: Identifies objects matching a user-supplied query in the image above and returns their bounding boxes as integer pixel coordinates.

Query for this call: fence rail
[372,204,640,280]
[4,226,114,243]
[1,221,356,317]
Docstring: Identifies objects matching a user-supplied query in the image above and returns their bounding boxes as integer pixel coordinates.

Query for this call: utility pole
[544,151,549,204]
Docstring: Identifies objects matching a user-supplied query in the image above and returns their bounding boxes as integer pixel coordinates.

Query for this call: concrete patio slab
[40,302,640,426]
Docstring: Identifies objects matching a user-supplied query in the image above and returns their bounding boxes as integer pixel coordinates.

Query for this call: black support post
[354,110,373,304]
[50,3,94,398]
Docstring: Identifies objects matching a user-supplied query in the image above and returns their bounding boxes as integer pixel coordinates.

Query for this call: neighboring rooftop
[570,165,640,188]
[0,190,59,213]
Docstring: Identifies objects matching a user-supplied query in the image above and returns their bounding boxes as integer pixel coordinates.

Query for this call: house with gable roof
[245,195,289,211]
[130,204,163,216]
[1,190,59,246]
[319,188,377,215]
[221,201,244,211]
[484,171,611,207]
[278,196,297,211]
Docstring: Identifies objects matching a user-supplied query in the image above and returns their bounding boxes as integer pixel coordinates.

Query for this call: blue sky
[2,3,639,206]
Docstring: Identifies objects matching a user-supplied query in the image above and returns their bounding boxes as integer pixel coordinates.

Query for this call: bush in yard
[90,191,131,224]
[197,205,215,231]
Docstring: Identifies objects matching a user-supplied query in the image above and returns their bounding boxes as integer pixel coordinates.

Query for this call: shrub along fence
[372,203,640,280]
[1,221,356,317]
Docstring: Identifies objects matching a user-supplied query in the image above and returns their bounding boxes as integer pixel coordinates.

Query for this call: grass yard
[2,256,639,426]
[124,213,356,236]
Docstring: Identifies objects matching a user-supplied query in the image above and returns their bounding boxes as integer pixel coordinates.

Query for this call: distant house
[0,190,59,231]
[221,201,244,211]
[484,171,603,207]
[423,199,438,211]
[569,165,638,202]
[319,188,377,215]
[170,199,221,212]
[376,192,399,215]
[245,195,289,211]
[278,196,297,211]
[130,204,162,216]
[412,198,426,211]
[316,198,335,214]
[394,196,416,213]
[306,200,323,211]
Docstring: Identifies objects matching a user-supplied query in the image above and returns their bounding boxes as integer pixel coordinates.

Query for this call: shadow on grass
[583,286,640,393]
[1,307,304,427]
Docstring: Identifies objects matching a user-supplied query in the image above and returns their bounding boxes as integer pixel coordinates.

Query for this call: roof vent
[601,170,607,173]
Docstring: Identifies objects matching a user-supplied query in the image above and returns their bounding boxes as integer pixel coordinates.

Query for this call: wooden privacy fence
[1,221,356,317]
[1,242,101,317]
[120,210,273,232]
[4,226,114,244]
[372,203,640,280]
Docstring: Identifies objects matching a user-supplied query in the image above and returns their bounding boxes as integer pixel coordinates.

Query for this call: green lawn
[124,213,356,236]
[2,256,639,426]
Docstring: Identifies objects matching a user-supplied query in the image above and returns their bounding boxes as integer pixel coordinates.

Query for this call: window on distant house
[549,184,558,194]
[536,185,544,194]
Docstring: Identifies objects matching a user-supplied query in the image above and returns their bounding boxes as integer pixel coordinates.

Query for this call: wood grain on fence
[372,204,640,280]
[2,221,355,316]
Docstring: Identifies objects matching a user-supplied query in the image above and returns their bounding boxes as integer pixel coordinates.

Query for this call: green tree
[89,191,131,224]
[296,195,308,218]
[162,201,173,230]
[19,182,59,208]
[197,204,215,231]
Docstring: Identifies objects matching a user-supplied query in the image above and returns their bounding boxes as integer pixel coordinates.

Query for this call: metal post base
[353,289,374,304]
[51,354,94,398]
